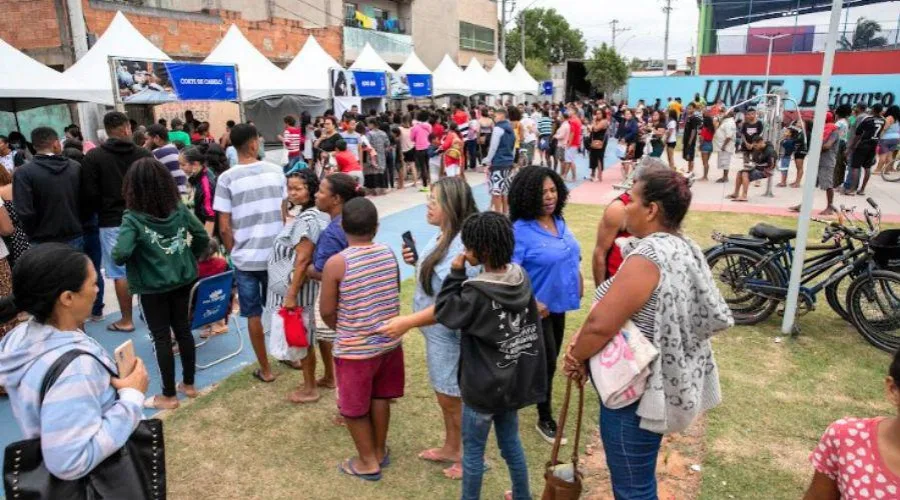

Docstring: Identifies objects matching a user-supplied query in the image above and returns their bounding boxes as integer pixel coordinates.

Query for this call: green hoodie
[112,203,209,295]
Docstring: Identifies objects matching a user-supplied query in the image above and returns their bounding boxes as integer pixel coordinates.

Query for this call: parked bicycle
[705,198,900,351]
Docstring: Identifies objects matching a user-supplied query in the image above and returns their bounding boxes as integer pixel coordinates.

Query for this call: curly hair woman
[508,166,582,444]
[112,158,210,410]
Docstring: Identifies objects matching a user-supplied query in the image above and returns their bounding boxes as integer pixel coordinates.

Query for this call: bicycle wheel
[847,270,900,352]
[707,247,783,325]
[825,271,855,322]
[882,157,900,183]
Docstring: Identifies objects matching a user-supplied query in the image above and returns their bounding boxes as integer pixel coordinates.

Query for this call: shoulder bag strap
[548,378,573,466]
[570,382,585,470]
[39,349,117,405]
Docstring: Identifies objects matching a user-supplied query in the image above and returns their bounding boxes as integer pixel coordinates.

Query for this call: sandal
[418,448,456,464]
[252,369,276,383]
[338,459,381,482]
[177,383,199,398]
[106,323,135,333]
[442,462,463,480]
[143,395,179,410]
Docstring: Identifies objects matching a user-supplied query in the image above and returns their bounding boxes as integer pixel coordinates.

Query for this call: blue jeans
[600,402,663,500]
[84,226,104,317]
[461,405,530,500]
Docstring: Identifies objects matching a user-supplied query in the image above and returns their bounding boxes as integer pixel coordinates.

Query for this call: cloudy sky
[508,0,900,64]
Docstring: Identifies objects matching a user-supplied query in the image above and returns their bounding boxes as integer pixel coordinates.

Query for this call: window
[344,3,357,25]
[459,22,495,53]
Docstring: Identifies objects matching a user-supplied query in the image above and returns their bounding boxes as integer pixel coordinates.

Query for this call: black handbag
[3,349,166,500]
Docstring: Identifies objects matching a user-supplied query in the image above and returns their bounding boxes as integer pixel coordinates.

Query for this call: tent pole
[781,0,844,335]
[12,100,21,133]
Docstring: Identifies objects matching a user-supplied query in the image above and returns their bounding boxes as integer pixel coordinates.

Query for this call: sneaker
[535,420,567,445]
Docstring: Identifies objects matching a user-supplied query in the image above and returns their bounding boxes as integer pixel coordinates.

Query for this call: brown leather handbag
[541,378,584,500]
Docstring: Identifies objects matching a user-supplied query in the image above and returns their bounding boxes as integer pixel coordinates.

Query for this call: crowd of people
[0,92,896,499]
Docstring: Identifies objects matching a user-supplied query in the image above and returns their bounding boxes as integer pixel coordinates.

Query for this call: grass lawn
[161,204,894,499]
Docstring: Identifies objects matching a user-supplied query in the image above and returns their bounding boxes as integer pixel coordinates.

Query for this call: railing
[702,20,900,55]
[343,26,412,64]
[343,16,409,36]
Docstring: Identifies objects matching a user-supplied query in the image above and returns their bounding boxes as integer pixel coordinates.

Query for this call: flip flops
[338,459,382,482]
[252,369,276,383]
[106,323,135,333]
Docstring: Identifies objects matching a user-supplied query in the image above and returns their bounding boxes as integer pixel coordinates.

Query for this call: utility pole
[662,0,673,76]
[610,19,630,50]
[500,0,507,64]
[520,10,525,65]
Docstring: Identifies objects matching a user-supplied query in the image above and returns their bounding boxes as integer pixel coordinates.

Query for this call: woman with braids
[564,170,732,499]
[434,211,546,500]
[266,169,329,403]
[112,158,210,410]
[804,347,900,499]
[376,177,479,480]
[508,165,582,445]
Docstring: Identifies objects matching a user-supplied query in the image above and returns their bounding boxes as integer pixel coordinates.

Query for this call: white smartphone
[114,340,136,378]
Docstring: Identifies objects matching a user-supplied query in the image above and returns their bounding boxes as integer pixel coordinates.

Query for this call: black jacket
[13,154,84,243]
[435,264,547,414]
[81,138,152,227]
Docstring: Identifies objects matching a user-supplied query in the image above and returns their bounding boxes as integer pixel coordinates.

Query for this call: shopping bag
[268,308,307,362]
[281,306,309,348]
[541,379,584,500]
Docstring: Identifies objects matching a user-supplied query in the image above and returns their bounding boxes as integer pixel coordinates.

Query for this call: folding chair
[188,270,244,370]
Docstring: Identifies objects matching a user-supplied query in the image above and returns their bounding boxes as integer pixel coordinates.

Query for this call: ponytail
[326,173,364,203]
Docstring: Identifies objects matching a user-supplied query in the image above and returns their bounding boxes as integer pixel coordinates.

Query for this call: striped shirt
[593,244,661,341]
[213,160,286,271]
[266,207,330,308]
[153,143,187,194]
[282,126,302,158]
[334,243,401,359]
[538,117,553,137]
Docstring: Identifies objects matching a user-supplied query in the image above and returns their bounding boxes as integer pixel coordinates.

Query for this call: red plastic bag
[280,307,309,348]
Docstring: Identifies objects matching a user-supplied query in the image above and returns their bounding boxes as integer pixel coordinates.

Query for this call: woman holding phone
[376,177,479,480]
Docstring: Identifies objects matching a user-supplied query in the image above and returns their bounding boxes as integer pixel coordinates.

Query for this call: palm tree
[839,18,888,50]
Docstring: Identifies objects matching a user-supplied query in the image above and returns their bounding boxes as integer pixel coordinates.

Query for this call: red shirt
[606,192,633,279]
[700,127,715,142]
[335,150,361,173]
[452,110,468,126]
[198,257,228,279]
[432,123,445,139]
[568,117,582,148]
[282,126,303,158]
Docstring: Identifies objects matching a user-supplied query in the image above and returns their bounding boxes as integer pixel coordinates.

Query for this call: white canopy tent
[510,62,540,96]
[462,57,497,96]
[204,25,295,102]
[0,37,106,112]
[64,11,170,106]
[488,62,517,95]
[397,52,431,75]
[283,36,340,100]
[349,43,394,73]
[432,55,472,96]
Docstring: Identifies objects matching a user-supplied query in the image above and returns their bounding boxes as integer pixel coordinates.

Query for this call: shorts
[99,227,126,280]
[878,138,899,154]
[346,170,364,185]
[235,268,268,318]
[717,151,733,171]
[423,327,461,397]
[779,156,792,172]
[403,149,415,163]
[444,164,460,177]
[850,146,877,170]
[743,169,768,182]
[700,141,713,153]
[794,151,808,160]
[314,288,336,342]
[554,144,565,162]
[682,142,696,161]
[538,135,550,151]
[488,168,512,196]
[564,146,579,163]
[335,346,405,418]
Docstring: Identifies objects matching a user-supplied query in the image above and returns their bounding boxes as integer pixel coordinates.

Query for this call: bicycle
[705,198,900,350]
[882,154,900,183]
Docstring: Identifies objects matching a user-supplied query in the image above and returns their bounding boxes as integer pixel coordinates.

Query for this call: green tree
[505,8,587,68]
[524,57,550,81]
[839,18,887,50]
[585,43,629,98]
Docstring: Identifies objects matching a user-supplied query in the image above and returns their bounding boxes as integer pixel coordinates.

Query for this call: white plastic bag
[267,308,307,362]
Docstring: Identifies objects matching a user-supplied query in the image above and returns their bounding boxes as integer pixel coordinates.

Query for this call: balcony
[343,25,412,66]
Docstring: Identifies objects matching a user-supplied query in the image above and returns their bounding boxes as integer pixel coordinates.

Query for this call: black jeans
[141,284,195,397]
[385,149,395,188]
[465,139,478,170]
[537,312,566,423]
[415,149,430,187]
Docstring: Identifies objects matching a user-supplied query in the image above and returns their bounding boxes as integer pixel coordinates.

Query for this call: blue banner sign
[407,74,433,98]
[353,71,388,98]
[627,74,899,109]
[541,80,553,96]
[113,58,238,104]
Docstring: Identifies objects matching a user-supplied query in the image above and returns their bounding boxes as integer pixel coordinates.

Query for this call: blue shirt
[512,217,581,313]
[313,216,348,272]
[412,233,480,338]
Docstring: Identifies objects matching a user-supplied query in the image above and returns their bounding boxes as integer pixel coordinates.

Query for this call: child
[434,212,547,500]
[278,115,303,172]
[427,133,442,183]
[777,127,796,187]
[334,139,364,185]
[197,237,230,338]
[320,197,403,482]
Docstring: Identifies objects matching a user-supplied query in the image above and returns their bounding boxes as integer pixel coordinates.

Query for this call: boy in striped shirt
[320,197,403,481]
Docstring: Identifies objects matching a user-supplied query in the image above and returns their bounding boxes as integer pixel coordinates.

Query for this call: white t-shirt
[666,120,678,144]
[521,116,537,144]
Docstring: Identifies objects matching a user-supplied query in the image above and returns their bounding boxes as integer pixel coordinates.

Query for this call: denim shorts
[235,268,268,318]
[422,326,461,397]
[99,227,126,280]
[779,155,792,172]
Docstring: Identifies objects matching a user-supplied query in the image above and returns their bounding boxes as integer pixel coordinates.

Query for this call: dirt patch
[582,417,706,500]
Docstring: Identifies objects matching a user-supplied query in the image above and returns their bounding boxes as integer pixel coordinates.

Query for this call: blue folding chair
[188,271,244,370]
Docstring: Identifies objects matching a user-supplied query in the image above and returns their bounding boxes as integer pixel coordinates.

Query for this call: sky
[507,0,900,65]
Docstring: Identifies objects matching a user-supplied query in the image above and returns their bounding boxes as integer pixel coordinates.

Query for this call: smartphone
[114,340,136,378]
[401,231,418,262]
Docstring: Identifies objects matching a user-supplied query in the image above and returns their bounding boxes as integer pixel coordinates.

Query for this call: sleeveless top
[334,243,401,360]
[590,126,607,148]
[606,192,633,278]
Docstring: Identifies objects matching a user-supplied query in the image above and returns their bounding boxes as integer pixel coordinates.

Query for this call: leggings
[465,140,479,170]
[537,312,566,423]
[141,284,195,397]
[385,149,395,188]
[589,148,605,173]
[415,149,430,187]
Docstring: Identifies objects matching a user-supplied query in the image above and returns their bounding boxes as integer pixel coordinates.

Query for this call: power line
[610,19,631,50]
